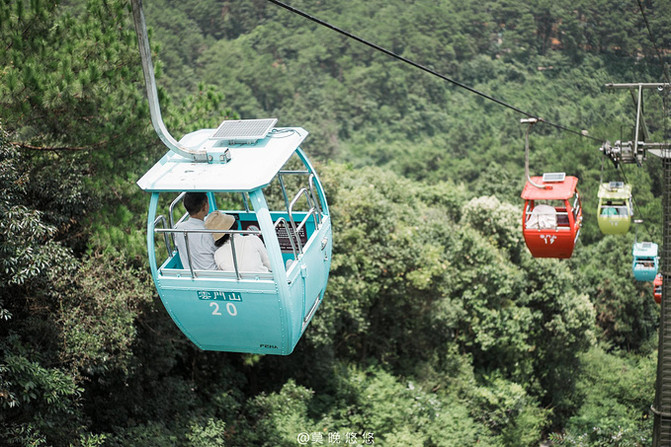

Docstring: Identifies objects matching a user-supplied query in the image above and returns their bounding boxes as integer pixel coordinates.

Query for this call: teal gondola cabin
[137,120,332,355]
[632,241,659,282]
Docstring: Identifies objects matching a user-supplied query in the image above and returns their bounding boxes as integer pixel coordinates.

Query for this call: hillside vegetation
[0,0,668,445]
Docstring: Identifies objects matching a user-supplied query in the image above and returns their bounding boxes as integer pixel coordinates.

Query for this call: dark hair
[214,233,231,247]
[183,192,208,215]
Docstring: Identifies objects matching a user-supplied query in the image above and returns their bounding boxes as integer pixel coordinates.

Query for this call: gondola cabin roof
[521,175,579,201]
[137,126,308,193]
[633,241,658,258]
[598,181,631,200]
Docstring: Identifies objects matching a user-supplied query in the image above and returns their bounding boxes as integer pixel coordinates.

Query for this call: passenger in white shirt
[205,211,272,273]
[174,192,217,271]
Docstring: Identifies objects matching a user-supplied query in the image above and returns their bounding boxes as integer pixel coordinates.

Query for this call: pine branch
[11,141,100,152]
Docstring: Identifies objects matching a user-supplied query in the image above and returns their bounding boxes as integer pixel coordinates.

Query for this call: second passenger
[205,210,272,273]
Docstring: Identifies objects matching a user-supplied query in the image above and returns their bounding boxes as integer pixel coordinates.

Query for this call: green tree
[0,0,147,153]
[0,133,83,444]
[549,346,655,446]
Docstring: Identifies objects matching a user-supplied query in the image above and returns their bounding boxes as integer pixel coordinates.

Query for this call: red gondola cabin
[521,173,582,258]
[654,273,663,304]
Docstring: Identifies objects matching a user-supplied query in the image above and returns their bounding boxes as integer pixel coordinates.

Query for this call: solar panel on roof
[608,181,624,190]
[210,118,278,143]
[542,172,566,182]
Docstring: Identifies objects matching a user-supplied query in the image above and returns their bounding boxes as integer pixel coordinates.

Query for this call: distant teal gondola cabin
[632,241,659,282]
[137,119,332,355]
[597,181,632,235]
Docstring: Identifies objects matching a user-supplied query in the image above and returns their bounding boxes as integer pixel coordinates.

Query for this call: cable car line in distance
[265,0,605,144]
[267,0,664,249]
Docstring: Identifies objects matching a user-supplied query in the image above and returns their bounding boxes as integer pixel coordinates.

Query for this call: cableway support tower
[605,83,671,446]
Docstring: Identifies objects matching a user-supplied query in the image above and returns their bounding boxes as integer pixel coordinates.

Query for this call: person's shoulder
[178,218,204,229]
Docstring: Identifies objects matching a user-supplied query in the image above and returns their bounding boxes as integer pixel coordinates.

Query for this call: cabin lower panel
[523,229,576,258]
[155,277,290,354]
[597,216,631,235]
[633,266,658,282]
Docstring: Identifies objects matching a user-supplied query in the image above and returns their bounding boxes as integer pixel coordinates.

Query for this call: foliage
[573,235,660,352]
[0,0,146,152]
[0,136,82,443]
[0,341,84,444]
[313,164,596,428]
[548,346,655,446]
[55,250,154,378]
[235,364,500,447]
[468,374,549,446]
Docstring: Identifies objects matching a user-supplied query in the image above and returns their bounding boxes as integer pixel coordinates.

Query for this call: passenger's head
[183,192,208,216]
[204,211,235,247]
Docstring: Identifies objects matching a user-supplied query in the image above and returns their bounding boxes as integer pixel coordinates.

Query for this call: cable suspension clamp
[600,82,671,166]
[600,140,638,168]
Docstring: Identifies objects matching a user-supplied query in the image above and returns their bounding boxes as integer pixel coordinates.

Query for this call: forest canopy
[0,0,668,445]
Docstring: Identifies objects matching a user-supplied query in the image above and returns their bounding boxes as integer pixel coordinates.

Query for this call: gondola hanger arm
[130,0,209,162]
[522,118,550,190]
